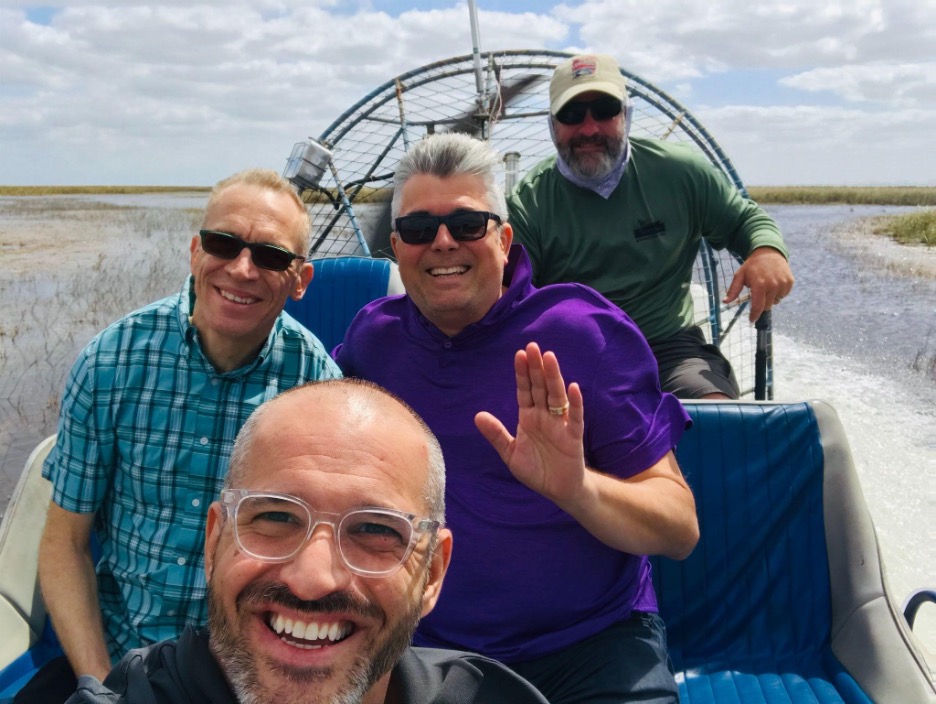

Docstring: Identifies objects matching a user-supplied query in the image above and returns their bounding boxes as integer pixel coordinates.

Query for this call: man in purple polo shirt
[334,133,699,704]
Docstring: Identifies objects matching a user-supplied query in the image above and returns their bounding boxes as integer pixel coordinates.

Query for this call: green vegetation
[872,209,936,247]
[300,186,390,205]
[0,185,210,196]
[747,186,936,206]
[3,184,932,248]
[6,184,933,205]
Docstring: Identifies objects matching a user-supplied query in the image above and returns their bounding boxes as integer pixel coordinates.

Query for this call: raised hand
[474,341,587,504]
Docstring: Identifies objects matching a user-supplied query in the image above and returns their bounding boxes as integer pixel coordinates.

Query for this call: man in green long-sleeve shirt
[508,54,794,399]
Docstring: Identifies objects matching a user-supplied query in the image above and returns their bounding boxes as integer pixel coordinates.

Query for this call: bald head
[226,379,446,521]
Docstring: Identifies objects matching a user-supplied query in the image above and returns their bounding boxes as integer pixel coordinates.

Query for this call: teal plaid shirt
[43,277,341,659]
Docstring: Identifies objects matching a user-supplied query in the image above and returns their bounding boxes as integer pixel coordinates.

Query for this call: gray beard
[207,582,423,704]
[557,135,626,180]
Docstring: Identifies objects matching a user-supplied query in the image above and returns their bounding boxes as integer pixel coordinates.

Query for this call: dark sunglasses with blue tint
[554,95,624,126]
[199,230,305,272]
[394,211,502,245]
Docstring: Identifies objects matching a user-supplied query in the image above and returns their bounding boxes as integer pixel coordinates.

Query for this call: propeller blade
[364,200,394,259]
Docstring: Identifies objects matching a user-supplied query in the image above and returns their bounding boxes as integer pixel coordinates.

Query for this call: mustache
[569,135,611,149]
[236,582,382,620]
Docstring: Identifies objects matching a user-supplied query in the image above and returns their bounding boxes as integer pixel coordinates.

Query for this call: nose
[277,525,352,601]
[225,248,260,279]
[578,111,601,135]
[431,224,459,250]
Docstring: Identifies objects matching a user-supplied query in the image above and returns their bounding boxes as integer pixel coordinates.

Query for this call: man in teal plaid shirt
[18,169,341,703]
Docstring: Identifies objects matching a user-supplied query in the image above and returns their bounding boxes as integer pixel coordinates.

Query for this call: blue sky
[2,0,934,186]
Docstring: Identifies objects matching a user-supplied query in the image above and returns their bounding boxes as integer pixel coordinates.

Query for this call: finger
[567,382,585,436]
[748,287,767,322]
[541,350,569,411]
[515,348,533,409]
[474,411,514,461]
[722,268,745,304]
[524,342,549,409]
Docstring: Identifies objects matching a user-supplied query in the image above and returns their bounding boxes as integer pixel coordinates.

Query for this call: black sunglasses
[199,230,305,272]
[554,96,624,126]
[394,211,502,245]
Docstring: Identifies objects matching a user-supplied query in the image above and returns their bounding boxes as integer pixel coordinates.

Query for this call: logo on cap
[571,57,597,79]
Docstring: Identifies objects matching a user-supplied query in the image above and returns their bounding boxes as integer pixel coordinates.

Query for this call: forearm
[734,207,787,259]
[39,506,112,680]
[705,177,787,259]
[558,457,699,559]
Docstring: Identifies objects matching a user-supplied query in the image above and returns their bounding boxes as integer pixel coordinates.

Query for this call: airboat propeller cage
[289,49,773,398]
[284,140,334,192]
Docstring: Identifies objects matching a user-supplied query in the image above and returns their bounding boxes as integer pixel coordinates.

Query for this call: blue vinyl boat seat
[659,400,935,703]
[284,255,404,354]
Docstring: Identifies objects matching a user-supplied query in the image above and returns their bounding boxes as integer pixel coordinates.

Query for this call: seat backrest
[656,401,935,703]
[0,435,55,672]
[284,256,404,353]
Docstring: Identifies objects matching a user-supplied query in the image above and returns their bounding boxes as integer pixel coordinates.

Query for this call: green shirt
[507,137,787,343]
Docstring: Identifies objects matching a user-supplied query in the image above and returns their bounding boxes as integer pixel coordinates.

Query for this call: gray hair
[203,167,311,254]
[390,133,507,223]
[226,379,446,523]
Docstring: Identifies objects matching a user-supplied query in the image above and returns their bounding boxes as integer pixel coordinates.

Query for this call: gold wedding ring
[548,402,570,416]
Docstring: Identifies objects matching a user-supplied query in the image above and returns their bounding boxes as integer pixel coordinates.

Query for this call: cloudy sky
[2,0,934,187]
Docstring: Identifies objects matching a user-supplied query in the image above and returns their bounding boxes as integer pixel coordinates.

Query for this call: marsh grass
[871,209,936,247]
[747,186,936,207]
[0,185,210,196]
[0,203,198,509]
[300,185,390,205]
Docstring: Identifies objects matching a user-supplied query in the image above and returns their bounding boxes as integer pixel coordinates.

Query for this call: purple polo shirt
[335,245,690,662]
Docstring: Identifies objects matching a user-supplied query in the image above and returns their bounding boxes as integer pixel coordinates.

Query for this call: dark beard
[207,581,422,704]
[557,134,625,180]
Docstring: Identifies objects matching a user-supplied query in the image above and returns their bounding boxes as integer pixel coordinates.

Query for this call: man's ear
[499,222,513,257]
[390,232,401,259]
[290,261,314,301]
[419,529,453,618]
[189,234,201,274]
[204,502,223,582]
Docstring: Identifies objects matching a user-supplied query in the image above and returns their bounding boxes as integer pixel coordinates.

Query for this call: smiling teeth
[220,289,257,304]
[429,266,468,276]
[269,613,352,648]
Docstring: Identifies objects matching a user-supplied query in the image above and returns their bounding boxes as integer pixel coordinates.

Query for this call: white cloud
[0,3,567,184]
[553,0,933,82]
[0,0,933,185]
[781,63,936,107]
[702,104,936,185]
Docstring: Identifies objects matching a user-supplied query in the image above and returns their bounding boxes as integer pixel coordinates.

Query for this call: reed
[300,186,390,205]
[872,209,936,247]
[7,184,936,205]
[0,205,197,440]
[0,185,210,196]
[747,186,936,206]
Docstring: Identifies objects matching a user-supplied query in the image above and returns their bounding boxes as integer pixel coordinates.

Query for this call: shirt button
[167,610,176,616]
[199,437,209,446]
[211,378,219,386]
[443,341,453,349]
[191,498,201,507]
[177,557,186,566]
